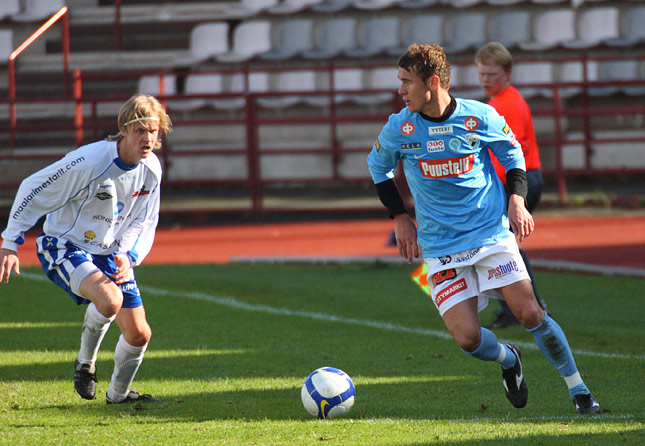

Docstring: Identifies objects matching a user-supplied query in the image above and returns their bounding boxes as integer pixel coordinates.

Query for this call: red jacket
[488,85,541,183]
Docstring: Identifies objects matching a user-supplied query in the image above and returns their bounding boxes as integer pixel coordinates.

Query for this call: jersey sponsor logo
[83,231,96,243]
[374,139,381,153]
[401,142,422,151]
[96,192,113,200]
[503,123,510,134]
[428,125,453,135]
[438,248,481,266]
[43,236,57,248]
[465,133,480,149]
[487,260,520,280]
[464,116,479,131]
[10,156,85,220]
[435,278,467,308]
[418,154,475,178]
[449,138,460,151]
[426,140,445,153]
[401,121,415,136]
[132,187,151,198]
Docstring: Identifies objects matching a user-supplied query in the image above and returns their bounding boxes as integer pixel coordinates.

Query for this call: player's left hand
[508,194,534,242]
[111,254,132,284]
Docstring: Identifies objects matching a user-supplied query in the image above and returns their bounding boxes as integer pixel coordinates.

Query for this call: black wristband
[506,168,528,200]
[375,179,407,218]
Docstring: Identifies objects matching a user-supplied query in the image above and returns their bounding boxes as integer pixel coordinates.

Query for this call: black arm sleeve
[506,168,528,200]
[375,179,407,218]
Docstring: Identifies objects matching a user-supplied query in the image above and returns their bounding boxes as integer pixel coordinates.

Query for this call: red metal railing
[2,58,644,215]
[8,6,70,147]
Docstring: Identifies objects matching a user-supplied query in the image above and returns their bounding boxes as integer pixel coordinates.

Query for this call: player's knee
[455,331,481,353]
[126,324,151,347]
[516,305,544,330]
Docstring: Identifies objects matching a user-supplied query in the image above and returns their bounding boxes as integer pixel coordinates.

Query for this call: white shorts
[424,237,530,317]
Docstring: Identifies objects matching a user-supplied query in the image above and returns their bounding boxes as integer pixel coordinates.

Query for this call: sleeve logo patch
[401,121,415,136]
[464,116,479,131]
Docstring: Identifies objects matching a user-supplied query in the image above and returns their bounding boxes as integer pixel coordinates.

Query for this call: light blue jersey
[367,98,526,258]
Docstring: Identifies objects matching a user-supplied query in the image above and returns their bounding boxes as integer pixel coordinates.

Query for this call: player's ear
[428,75,440,90]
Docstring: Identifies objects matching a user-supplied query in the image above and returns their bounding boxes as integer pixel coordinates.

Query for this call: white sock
[77,302,115,369]
[106,334,147,402]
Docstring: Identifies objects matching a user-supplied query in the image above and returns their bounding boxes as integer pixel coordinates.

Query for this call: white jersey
[1,140,161,266]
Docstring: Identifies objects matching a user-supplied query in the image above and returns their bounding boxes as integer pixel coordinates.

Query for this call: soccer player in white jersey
[0,94,172,404]
[367,44,599,414]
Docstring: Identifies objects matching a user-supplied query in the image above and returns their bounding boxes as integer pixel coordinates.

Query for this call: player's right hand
[0,248,20,284]
[393,214,420,264]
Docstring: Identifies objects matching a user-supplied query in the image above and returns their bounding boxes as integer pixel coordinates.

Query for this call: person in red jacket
[475,42,547,328]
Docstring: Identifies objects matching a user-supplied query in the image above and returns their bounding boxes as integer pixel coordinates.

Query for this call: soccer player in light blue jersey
[0,94,172,405]
[367,44,599,414]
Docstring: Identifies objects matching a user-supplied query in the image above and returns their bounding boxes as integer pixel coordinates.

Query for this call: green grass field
[1,263,643,445]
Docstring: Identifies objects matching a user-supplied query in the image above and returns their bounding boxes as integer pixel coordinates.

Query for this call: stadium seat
[0,29,12,63]
[303,17,357,59]
[488,11,532,50]
[0,0,19,21]
[138,74,177,98]
[387,14,443,56]
[345,16,400,58]
[214,71,270,110]
[605,6,645,48]
[553,61,587,98]
[267,0,323,14]
[310,0,353,12]
[257,70,323,108]
[455,65,485,99]
[511,62,554,98]
[443,12,488,54]
[563,7,619,49]
[589,60,641,97]
[398,0,441,8]
[259,18,314,60]
[352,0,403,10]
[362,68,398,105]
[331,68,364,103]
[528,0,568,4]
[241,0,279,13]
[177,22,229,65]
[217,20,272,63]
[167,73,222,112]
[12,0,65,22]
[445,0,484,7]
[519,9,575,51]
[485,0,524,5]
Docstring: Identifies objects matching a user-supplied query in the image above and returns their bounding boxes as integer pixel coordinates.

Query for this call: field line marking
[19,271,644,361]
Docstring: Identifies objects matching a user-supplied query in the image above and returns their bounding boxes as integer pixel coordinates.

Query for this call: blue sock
[464,327,516,369]
[528,314,590,398]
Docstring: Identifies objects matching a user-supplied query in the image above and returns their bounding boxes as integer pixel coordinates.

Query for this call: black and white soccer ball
[301,367,355,419]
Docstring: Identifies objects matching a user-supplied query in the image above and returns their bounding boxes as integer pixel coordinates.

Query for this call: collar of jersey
[419,96,457,123]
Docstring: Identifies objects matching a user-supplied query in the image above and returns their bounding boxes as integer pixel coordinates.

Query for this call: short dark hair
[397,43,450,88]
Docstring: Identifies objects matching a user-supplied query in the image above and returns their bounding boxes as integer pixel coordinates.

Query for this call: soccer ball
[301,367,355,419]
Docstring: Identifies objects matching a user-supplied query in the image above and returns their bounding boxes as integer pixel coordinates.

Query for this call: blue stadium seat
[303,17,357,59]
[217,20,272,63]
[387,14,443,56]
[606,6,645,48]
[488,11,532,50]
[260,18,315,60]
[519,9,575,51]
[562,7,619,49]
[345,16,400,58]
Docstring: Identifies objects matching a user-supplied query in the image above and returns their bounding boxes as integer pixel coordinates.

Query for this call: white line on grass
[19,271,644,361]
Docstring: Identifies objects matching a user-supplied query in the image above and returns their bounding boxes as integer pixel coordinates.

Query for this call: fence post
[245,94,262,212]
[74,69,83,147]
[552,86,568,204]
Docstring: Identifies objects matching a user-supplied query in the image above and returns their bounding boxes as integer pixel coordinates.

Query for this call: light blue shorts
[36,234,143,308]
